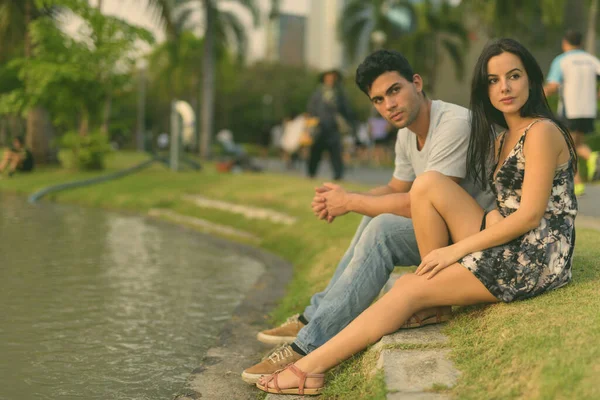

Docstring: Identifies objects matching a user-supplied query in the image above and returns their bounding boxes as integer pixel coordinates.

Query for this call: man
[306,69,354,181]
[241,49,494,384]
[544,30,600,196]
[0,136,34,177]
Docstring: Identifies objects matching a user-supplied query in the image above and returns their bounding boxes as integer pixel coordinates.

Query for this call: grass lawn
[1,151,598,400]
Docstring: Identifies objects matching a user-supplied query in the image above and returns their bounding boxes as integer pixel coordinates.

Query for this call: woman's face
[486,52,530,115]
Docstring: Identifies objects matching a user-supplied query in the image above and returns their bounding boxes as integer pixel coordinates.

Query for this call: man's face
[12,139,22,149]
[368,71,422,129]
[323,72,337,87]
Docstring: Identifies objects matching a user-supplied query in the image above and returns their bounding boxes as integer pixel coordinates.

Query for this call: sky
[64,0,312,62]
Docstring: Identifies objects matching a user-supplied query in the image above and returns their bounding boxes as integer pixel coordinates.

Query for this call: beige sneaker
[256,314,306,345]
[241,344,304,384]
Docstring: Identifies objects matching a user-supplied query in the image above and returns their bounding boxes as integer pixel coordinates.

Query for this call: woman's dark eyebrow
[487,68,523,77]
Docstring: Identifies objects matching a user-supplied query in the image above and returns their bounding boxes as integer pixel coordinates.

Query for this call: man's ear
[412,74,424,93]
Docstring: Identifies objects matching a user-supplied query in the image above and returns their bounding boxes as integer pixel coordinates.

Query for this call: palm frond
[218,9,247,63]
[440,38,464,80]
[221,0,259,26]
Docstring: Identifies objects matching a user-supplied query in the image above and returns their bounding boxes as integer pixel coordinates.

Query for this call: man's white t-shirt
[547,49,600,119]
[393,100,494,210]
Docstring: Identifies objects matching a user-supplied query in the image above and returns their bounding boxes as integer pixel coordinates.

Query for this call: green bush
[58,131,112,170]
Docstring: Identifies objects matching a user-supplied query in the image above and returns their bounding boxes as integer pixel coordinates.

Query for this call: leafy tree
[147,0,283,158]
[0,1,152,138]
[339,0,417,64]
[0,0,64,163]
[460,0,566,44]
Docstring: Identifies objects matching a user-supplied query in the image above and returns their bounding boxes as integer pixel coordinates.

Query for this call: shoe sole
[256,332,297,345]
[399,313,451,329]
[241,371,262,385]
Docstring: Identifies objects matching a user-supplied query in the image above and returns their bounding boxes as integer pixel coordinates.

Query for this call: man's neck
[408,97,433,147]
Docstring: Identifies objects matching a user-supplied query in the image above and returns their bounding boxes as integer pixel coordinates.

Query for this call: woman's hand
[416,245,463,280]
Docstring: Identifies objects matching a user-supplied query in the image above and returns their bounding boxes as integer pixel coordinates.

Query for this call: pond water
[0,194,264,400]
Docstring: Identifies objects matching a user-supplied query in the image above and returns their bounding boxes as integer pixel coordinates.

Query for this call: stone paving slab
[148,208,260,242]
[373,324,449,351]
[388,392,450,400]
[265,394,304,400]
[378,349,459,396]
[183,194,297,225]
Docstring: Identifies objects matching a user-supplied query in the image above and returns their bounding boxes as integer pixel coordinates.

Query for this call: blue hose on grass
[28,157,158,204]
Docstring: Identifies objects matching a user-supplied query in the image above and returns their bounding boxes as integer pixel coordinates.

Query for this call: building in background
[251,0,345,70]
[304,0,345,70]
[275,14,307,66]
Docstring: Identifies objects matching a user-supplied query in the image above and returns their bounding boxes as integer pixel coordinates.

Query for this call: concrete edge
[166,224,294,400]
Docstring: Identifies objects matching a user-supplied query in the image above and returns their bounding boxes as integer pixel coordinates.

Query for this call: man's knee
[362,214,413,242]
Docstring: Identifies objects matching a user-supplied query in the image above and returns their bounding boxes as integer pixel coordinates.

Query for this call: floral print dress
[460,119,577,302]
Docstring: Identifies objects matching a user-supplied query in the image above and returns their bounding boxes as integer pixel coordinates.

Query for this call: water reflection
[0,194,264,400]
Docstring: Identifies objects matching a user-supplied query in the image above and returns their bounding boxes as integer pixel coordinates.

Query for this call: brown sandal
[256,363,324,395]
[400,306,452,329]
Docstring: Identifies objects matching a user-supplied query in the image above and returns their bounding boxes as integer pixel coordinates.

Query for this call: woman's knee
[390,273,429,306]
[410,171,447,199]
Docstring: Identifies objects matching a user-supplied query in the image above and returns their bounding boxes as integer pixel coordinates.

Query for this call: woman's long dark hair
[467,38,577,189]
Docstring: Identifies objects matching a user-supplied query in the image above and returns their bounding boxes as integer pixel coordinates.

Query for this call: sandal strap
[287,364,308,395]
[262,371,282,393]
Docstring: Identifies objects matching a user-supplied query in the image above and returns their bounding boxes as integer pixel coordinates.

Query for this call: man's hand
[311,185,336,223]
[322,182,351,218]
[415,244,463,280]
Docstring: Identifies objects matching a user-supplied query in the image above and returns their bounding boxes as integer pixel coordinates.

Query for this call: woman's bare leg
[410,171,486,258]
[259,265,498,389]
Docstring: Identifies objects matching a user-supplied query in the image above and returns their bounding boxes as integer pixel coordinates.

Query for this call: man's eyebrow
[370,82,401,101]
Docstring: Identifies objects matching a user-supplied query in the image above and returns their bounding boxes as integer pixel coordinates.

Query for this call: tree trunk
[24,0,51,164]
[136,67,146,151]
[200,0,215,159]
[586,0,598,54]
[101,93,112,135]
[79,108,90,136]
[97,0,103,11]
[27,106,55,163]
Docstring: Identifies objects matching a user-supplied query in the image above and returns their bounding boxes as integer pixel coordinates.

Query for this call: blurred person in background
[0,136,34,177]
[544,30,600,196]
[306,69,354,181]
[368,106,393,165]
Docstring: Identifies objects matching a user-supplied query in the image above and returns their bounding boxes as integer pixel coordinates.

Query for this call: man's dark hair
[14,136,24,146]
[355,49,416,96]
[564,30,583,47]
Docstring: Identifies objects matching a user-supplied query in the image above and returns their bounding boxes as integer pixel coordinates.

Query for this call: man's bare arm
[544,82,559,97]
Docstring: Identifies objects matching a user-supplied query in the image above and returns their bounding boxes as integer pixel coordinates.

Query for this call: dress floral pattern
[460,119,577,302]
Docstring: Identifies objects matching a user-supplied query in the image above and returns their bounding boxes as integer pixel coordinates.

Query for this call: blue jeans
[295,214,420,354]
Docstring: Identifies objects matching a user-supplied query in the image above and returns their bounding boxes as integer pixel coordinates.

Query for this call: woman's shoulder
[523,118,567,151]
[525,118,563,138]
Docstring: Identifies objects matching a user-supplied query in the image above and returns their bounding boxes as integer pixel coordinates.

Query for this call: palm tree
[392,0,469,94]
[148,0,282,158]
[339,0,417,64]
[461,0,567,45]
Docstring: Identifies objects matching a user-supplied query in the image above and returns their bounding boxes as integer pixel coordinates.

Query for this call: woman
[256,38,577,396]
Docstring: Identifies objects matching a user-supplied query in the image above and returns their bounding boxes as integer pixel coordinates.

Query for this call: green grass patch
[1,151,598,400]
